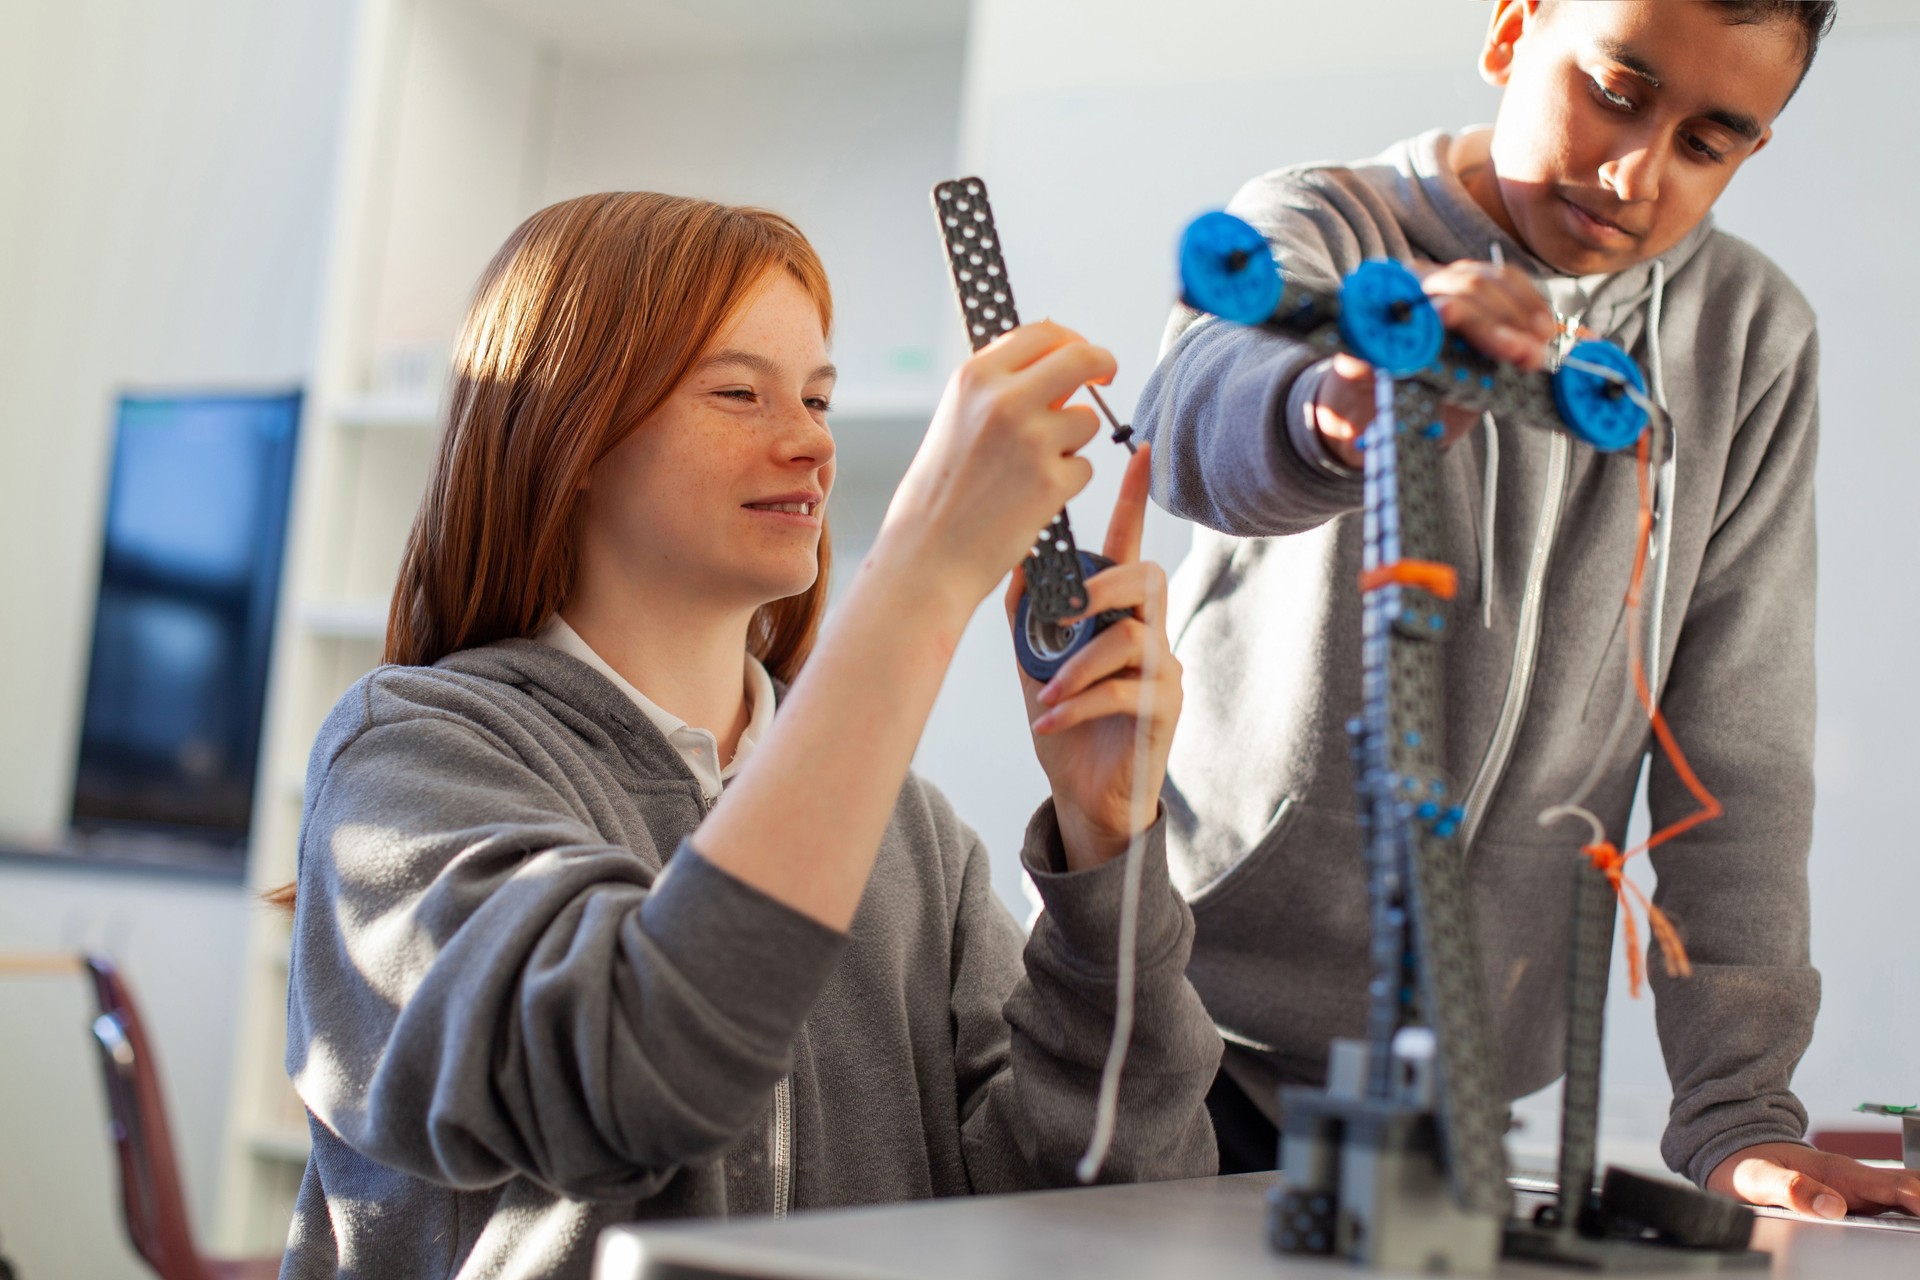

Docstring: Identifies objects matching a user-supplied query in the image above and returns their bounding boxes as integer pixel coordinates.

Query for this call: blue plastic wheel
[1014,551,1120,683]
[1178,211,1283,326]
[1553,339,1648,453]
[1336,259,1442,376]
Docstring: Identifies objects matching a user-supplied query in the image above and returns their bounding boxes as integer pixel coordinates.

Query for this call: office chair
[0,951,282,1280]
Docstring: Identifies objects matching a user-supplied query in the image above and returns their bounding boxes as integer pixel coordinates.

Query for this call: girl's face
[578,269,836,616]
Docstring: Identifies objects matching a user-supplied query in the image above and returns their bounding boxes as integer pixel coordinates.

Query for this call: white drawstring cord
[1642,259,1674,696]
[1075,584,1162,1183]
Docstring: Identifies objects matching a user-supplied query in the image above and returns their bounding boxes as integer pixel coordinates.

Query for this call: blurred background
[1,0,1915,1274]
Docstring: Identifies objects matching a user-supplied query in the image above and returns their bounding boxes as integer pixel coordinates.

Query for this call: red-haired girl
[277,192,1216,1278]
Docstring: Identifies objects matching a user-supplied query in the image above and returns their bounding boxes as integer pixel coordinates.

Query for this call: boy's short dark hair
[1539,1,1837,91]
[1714,1,1838,87]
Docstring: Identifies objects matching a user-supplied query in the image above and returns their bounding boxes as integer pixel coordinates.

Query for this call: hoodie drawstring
[1642,258,1675,695]
[1480,412,1499,628]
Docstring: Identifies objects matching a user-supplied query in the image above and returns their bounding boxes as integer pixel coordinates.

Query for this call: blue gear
[1553,339,1649,452]
[1178,211,1283,327]
[1336,259,1443,376]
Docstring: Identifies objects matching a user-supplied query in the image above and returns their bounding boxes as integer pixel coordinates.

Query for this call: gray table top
[595,1173,1920,1280]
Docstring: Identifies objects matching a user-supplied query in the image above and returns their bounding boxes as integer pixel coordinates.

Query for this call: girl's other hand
[882,321,1115,611]
[1007,444,1182,871]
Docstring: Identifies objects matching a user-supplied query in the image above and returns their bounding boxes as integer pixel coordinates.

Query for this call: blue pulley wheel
[1552,339,1648,452]
[1178,211,1283,326]
[1014,551,1125,683]
[1336,259,1442,376]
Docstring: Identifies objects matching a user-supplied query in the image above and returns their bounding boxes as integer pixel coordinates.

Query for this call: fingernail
[1037,681,1060,705]
[1031,712,1055,734]
[1813,1194,1845,1219]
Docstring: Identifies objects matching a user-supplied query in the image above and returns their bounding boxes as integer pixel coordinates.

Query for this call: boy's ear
[1480,0,1539,88]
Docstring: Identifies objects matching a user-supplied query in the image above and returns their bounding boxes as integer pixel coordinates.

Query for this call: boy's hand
[1708,1142,1920,1219]
[1311,260,1558,470]
[1006,445,1182,872]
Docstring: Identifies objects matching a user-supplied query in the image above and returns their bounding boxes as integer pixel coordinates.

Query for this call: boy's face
[1477,0,1804,276]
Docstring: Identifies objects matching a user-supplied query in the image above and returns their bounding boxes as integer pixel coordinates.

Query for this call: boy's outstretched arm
[1136,168,1391,538]
[1645,329,1918,1217]
[1136,170,1549,537]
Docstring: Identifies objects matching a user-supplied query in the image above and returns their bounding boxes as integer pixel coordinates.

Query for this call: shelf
[830,390,939,425]
[297,598,389,640]
[332,393,439,431]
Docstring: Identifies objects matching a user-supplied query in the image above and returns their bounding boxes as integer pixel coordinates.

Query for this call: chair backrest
[84,954,209,1280]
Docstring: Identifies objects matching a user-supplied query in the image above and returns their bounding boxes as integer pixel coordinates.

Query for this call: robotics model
[1178,209,1762,1273]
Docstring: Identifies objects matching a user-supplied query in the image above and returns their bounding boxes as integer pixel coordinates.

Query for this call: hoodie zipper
[692,786,794,1219]
[770,1075,793,1218]
[1458,427,1570,854]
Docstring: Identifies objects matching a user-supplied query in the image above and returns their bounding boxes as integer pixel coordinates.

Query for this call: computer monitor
[69,390,302,866]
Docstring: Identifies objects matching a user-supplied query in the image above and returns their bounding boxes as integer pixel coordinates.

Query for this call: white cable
[1074,555,1163,1184]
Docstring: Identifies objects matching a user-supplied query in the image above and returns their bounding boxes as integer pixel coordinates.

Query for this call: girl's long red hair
[266,193,833,911]
[389,190,833,673]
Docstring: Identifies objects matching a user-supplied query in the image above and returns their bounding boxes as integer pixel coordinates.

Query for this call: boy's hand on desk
[1310,260,1557,471]
[1708,1142,1920,1219]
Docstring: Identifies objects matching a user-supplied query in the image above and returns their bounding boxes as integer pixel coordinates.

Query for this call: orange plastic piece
[1358,559,1459,600]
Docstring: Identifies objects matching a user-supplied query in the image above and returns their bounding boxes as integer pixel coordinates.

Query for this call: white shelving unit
[215,0,966,1251]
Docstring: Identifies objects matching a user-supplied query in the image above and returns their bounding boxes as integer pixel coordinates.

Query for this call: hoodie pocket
[1184,797,1372,1055]
[1186,797,1366,921]
[1185,797,1300,913]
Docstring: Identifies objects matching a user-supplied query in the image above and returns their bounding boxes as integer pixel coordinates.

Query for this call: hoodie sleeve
[286,711,847,1201]
[945,798,1222,1191]
[1137,166,1417,536]
[1647,330,1822,1187]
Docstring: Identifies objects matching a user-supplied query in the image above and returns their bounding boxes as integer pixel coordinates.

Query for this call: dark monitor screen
[70,390,302,859]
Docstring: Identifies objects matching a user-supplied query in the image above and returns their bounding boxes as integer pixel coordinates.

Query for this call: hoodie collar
[433,638,720,789]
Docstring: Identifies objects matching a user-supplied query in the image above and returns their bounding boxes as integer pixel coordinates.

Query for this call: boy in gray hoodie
[1138,0,1920,1218]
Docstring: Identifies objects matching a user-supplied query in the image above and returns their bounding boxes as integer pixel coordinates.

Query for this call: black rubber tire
[1597,1166,1755,1250]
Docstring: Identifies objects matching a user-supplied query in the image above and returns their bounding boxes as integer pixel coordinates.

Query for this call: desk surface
[596,1173,1920,1280]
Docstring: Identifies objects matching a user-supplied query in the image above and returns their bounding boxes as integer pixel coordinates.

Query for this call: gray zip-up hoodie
[280,639,1220,1279]
[1136,130,1819,1187]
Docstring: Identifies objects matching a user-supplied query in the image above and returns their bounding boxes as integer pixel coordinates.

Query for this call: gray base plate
[1503,1221,1770,1272]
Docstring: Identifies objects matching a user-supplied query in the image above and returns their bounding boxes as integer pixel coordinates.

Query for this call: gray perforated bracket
[932,177,1090,620]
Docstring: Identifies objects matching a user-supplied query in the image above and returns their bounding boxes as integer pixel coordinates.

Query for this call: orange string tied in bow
[1584,430,1722,997]
[1584,841,1692,998]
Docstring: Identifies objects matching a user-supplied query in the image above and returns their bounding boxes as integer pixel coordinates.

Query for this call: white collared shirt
[535,616,775,803]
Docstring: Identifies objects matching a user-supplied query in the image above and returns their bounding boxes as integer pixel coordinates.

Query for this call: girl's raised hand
[1006,444,1182,871]
[883,321,1115,612]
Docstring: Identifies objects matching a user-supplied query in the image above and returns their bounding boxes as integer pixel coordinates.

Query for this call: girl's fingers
[1102,443,1152,565]
[1033,403,1102,457]
[1033,659,1182,736]
[1036,618,1149,706]
[975,319,1088,373]
[1015,340,1119,411]
[1033,677,1147,735]
[1066,560,1168,627]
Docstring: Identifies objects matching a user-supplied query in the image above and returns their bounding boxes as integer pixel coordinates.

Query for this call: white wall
[0,0,355,1273]
[957,0,1920,1168]
[537,41,966,424]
